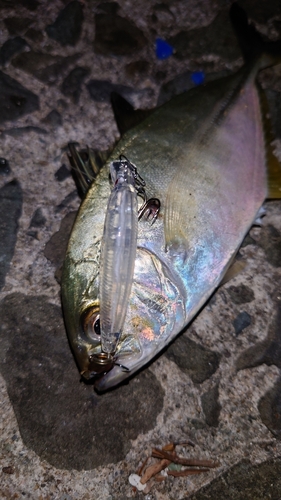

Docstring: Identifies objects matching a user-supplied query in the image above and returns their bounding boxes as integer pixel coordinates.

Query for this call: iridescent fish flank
[62,4,281,391]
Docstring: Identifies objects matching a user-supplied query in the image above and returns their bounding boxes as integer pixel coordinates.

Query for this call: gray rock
[165,333,221,383]
[157,71,194,105]
[201,384,221,427]
[0,37,28,66]
[0,293,164,469]
[29,208,46,228]
[0,158,11,175]
[168,10,240,63]
[55,164,71,182]
[0,70,39,123]
[237,301,281,371]
[94,8,147,56]
[233,311,252,335]
[188,458,281,499]
[256,224,281,267]
[258,376,281,438]
[61,66,90,104]
[46,1,84,47]
[42,109,62,128]
[0,180,22,290]
[227,284,255,305]
[238,0,281,23]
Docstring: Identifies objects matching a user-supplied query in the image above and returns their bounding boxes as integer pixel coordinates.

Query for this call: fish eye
[93,316,100,335]
[81,306,100,342]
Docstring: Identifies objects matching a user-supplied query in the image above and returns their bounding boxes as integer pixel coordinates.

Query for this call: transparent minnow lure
[90,156,160,374]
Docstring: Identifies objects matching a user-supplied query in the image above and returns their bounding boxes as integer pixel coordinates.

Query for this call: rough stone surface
[46,1,84,46]
[0,181,22,290]
[0,293,164,469]
[188,458,281,500]
[0,70,39,122]
[165,334,221,384]
[29,208,46,228]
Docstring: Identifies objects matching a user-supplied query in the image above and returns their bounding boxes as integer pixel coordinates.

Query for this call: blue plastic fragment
[156,38,174,60]
[191,71,205,86]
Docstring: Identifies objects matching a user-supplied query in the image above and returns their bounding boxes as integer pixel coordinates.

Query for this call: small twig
[162,442,175,452]
[141,459,170,484]
[167,468,210,477]
[151,448,219,468]
[137,456,149,476]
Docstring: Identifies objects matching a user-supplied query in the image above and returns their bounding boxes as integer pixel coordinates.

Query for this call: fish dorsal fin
[68,143,113,197]
[111,92,154,136]
[258,86,281,199]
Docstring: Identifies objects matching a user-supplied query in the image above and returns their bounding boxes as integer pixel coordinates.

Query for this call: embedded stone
[0,70,39,122]
[0,37,28,66]
[0,181,22,290]
[61,66,90,103]
[165,334,221,383]
[46,1,84,47]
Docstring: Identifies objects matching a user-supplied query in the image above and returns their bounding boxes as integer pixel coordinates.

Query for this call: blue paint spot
[191,71,205,86]
[156,38,174,60]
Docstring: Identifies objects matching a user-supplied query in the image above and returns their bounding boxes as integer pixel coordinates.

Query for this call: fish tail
[230,3,281,70]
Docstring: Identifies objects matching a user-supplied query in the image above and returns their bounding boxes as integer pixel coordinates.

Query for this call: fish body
[62,53,270,390]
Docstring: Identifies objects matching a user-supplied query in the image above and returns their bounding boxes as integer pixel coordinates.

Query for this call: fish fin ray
[68,143,113,197]
[111,92,155,136]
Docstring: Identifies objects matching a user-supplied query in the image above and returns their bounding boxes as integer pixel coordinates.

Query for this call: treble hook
[138,197,161,224]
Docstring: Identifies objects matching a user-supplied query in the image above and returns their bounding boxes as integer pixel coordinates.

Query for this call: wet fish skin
[62,42,270,390]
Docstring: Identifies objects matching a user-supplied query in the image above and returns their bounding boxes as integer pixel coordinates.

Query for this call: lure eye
[81,306,100,342]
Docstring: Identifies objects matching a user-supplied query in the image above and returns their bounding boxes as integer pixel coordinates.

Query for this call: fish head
[62,218,186,391]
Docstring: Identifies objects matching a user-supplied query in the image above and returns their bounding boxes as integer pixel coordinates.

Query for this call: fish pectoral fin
[68,142,113,197]
[111,92,155,136]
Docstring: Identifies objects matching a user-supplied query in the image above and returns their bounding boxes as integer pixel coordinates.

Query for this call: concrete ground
[0,0,281,498]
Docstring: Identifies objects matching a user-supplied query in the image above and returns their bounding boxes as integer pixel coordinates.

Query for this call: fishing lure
[90,156,160,374]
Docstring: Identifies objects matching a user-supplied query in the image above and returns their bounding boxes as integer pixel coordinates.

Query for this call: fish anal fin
[111,92,154,136]
[68,143,113,198]
[220,259,247,286]
[258,86,281,199]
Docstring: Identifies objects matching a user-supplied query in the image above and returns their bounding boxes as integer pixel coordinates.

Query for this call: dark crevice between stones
[0,293,164,470]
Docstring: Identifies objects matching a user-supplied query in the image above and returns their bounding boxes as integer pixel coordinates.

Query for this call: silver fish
[62,4,281,390]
